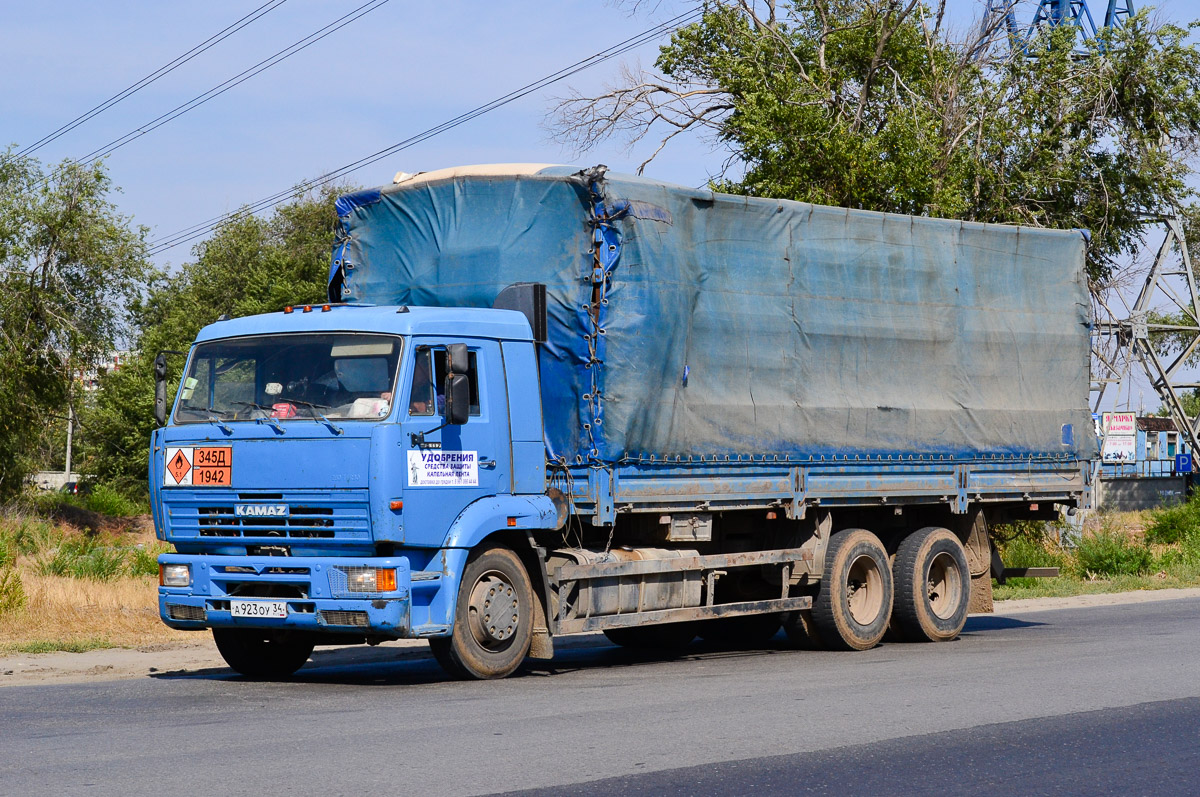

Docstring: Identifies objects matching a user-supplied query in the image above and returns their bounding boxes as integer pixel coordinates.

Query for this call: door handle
[479,458,497,469]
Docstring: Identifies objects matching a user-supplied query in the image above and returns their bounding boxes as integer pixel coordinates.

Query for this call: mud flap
[953,510,994,614]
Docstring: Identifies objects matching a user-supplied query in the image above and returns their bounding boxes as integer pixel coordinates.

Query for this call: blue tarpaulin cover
[332,165,1097,466]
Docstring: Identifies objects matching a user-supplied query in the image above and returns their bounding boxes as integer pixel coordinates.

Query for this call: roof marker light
[302,305,312,313]
[284,306,294,314]
[322,304,331,312]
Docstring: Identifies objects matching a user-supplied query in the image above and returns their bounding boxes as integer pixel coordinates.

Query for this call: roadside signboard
[1101,412,1137,463]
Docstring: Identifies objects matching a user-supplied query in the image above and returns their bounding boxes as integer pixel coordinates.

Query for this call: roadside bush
[0,568,27,615]
[0,530,14,569]
[1146,495,1200,546]
[1073,530,1155,577]
[10,516,62,556]
[998,535,1070,571]
[38,538,128,582]
[80,484,145,517]
[129,543,169,578]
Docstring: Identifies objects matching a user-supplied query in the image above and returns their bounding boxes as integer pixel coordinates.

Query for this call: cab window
[407,346,480,417]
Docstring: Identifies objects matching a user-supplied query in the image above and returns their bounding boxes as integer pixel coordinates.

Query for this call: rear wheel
[212,628,315,678]
[811,528,893,651]
[892,526,970,642]
[429,545,534,680]
[603,622,696,650]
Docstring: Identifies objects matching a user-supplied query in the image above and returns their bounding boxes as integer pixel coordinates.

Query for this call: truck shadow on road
[151,615,1047,687]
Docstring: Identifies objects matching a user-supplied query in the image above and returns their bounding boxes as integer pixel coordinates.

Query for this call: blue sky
[1,0,1193,274]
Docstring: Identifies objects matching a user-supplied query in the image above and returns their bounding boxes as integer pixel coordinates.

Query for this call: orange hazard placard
[164,446,232,487]
[193,447,232,486]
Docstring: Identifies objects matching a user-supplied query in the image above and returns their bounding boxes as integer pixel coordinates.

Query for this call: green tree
[0,152,148,499]
[80,187,348,491]
[553,1,1200,281]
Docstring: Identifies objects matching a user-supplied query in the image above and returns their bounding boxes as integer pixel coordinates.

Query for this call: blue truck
[153,164,1096,679]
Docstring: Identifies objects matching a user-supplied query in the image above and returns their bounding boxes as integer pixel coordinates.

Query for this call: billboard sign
[1101,412,1137,463]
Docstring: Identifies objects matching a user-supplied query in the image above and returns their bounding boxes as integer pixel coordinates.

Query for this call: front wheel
[429,545,534,680]
[892,526,970,642]
[811,528,893,651]
[212,628,315,678]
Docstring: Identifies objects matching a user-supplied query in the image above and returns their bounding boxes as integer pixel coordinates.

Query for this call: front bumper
[158,554,412,637]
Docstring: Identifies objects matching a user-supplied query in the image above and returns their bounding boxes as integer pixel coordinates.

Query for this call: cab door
[399,338,511,547]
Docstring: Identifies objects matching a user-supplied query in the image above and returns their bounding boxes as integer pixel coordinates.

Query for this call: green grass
[1,638,115,654]
[0,568,26,615]
[34,537,169,582]
[78,485,148,517]
[995,502,1200,600]
[1072,529,1155,578]
[994,561,1200,600]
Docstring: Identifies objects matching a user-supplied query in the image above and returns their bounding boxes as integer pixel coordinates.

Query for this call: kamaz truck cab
[153,301,557,678]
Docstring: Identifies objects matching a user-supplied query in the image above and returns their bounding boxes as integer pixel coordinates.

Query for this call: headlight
[160,564,191,587]
[347,567,397,592]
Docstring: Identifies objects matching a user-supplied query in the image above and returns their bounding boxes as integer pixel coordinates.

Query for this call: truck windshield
[174,333,402,424]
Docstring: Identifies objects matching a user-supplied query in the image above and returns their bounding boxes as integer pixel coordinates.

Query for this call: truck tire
[782,609,825,649]
[429,545,534,680]
[604,622,696,650]
[811,528,893,651]
[212,628,314,678]
[892,526,970,642]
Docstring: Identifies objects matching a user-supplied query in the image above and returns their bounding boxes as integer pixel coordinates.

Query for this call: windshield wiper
[232,401,285,434]
[183,406,233,435]
[282,399,344,436]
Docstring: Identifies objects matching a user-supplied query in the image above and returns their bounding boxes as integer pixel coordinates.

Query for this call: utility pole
[65,401,74,479]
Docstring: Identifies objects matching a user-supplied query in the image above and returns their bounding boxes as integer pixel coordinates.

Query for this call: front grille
[317,610,369,627]
[167,603,206,622]
[163,490,370,546]
[197,505,335,538]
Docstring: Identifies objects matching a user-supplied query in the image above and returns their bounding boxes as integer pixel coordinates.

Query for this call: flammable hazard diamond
[165,447,193,486]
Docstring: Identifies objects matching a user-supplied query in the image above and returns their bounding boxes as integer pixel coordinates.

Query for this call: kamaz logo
[234,504,289,518]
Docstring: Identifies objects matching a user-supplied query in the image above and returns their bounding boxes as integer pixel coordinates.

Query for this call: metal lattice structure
[980,0,1135,55]
[1092,217,1200,456]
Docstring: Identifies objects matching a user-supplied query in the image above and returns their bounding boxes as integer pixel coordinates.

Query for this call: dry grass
[0,511,194,652]
[0,572,192,649]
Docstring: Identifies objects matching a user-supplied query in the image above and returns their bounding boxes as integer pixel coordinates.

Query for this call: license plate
[230,600,288,619]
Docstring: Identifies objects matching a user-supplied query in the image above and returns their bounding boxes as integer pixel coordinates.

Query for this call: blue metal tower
[980,0,1136,55]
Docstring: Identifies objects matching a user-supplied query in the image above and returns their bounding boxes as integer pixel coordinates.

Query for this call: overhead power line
[36,0,391,189]
[7,0,289,164]
[144,7,704,258]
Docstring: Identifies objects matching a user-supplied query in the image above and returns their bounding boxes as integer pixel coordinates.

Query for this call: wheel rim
[466,570,521,649]
[845,553,884,625]
[926,551,962,620]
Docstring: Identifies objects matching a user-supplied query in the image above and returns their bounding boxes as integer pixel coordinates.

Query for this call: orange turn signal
[376,568,398,592]
[389,499,403,511]
[507,517,517,527]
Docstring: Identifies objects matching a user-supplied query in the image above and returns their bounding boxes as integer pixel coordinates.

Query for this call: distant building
[77,351,131,391]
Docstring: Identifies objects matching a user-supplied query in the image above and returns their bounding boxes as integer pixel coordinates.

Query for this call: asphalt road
[1,597,1198,797]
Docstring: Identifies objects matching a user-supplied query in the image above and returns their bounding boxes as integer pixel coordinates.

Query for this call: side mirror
[442,343,471,425]
[446,343,468,375]
[444,373,470,425]
[154,353,169,427]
